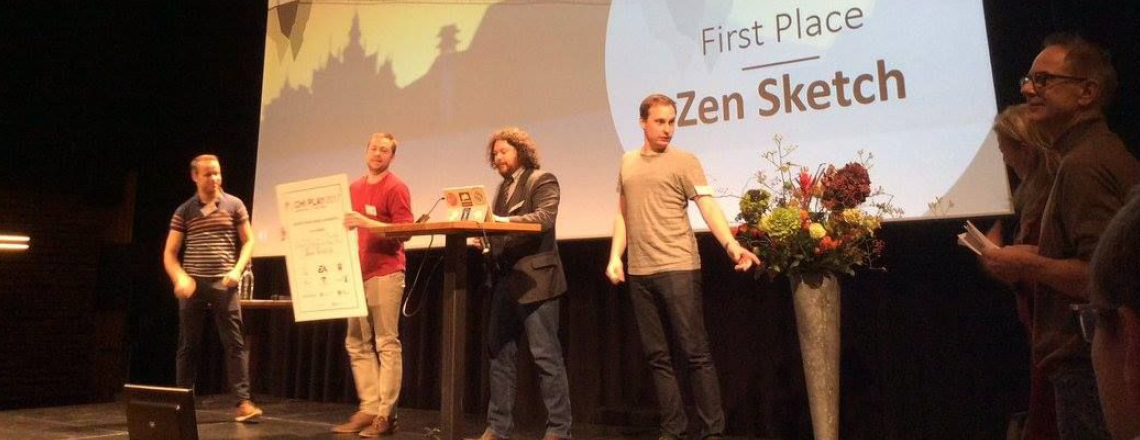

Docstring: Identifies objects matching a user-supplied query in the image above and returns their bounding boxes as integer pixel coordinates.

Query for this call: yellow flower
[809,223,827,239]
[842,208,862,224]
[863,216,881,232]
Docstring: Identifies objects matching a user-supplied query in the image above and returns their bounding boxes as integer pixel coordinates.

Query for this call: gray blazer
[490,168,567,304]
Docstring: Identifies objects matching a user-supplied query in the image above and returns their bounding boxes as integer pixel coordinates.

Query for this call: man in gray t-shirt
[606,94,759,440]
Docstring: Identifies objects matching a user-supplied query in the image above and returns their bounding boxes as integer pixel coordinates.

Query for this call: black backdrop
[1,1,1138,439]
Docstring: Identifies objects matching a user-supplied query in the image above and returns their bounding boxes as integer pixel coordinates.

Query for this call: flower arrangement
[734,135,902,279]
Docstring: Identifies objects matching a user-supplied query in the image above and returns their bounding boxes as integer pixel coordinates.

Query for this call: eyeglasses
[1070,303,1120,343]
[1020,71,1087,89]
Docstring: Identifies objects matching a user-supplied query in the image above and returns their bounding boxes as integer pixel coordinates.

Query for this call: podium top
[240,299,292,309]
[369,221,541,239]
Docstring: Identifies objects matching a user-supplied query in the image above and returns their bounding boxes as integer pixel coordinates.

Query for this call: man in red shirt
[333,132,414,437]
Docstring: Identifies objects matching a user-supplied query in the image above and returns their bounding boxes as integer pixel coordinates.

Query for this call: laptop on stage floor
[123,384,198,440]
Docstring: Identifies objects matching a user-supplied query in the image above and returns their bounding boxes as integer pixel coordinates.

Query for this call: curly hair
[486,127,540,170]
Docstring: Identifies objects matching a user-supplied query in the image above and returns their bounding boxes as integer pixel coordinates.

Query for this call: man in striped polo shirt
[162,154,262,422]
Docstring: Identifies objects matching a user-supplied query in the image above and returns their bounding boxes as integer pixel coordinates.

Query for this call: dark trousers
[175,276,251,405]
[1051,363,1110,440]
[485,290,572,439]
[628,270,724,440]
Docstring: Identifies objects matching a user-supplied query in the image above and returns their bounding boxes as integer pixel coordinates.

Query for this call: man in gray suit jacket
[468,128,571,440]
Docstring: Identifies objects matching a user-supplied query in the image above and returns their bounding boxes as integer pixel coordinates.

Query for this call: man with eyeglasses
[984,33,1140,440]
[1084,187,1140,440]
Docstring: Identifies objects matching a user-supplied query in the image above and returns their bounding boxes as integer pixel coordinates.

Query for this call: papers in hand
[957,220,999,255]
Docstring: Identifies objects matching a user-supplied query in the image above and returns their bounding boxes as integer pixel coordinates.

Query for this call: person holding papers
[334,132,413,437]
[467,127,572,440]
[162,154,262,422]
[982,34,1140,440]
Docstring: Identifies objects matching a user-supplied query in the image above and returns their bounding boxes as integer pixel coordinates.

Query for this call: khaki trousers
[345,271,404,416]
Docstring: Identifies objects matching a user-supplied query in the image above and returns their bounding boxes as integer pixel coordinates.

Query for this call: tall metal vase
[791,272,840,440]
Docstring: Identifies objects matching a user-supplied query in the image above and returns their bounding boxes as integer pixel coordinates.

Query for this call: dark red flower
[820,162,872,210]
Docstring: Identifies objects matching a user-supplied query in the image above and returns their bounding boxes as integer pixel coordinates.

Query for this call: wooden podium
[371,221,541,440]
[238,299,292,309]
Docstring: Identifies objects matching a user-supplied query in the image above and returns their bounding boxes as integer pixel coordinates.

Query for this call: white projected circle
[603,0,1006,220]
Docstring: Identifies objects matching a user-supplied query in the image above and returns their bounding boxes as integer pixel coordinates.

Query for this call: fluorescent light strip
[0,243,30,251]
[0,235,31,243]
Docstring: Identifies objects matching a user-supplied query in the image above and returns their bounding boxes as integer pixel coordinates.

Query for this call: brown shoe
[331,411,375,433]
[464,428,505,440]
[358,414,397,437]
[234,400,263,423]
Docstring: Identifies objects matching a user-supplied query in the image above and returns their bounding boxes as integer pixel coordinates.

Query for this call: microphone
[416,197,446,223]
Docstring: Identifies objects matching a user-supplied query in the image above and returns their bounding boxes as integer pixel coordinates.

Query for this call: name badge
[365,205,377,216]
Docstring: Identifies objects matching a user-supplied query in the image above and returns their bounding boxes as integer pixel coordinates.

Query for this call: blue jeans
[628,270,724,440]
[485,291,572,439]
[175,276,251,405]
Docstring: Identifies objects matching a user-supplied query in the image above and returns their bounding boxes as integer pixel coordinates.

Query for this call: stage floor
[0,395,765,440]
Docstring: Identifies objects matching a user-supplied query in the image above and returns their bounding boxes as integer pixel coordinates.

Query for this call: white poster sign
[276,174,367,322]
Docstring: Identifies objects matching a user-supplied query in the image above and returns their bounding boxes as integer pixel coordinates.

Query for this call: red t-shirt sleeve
[387,182,414,224]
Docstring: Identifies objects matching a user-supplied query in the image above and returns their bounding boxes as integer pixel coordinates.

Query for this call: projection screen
[253,0,1008,256]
